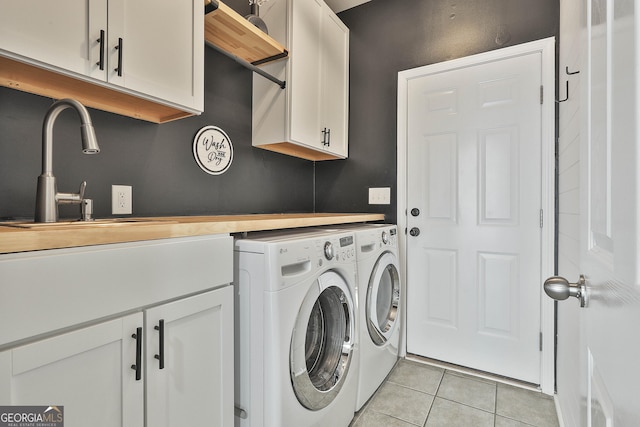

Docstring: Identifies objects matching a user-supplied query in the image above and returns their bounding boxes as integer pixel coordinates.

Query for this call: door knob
[409,227,420,237]
[410,208,420,217]
[543,275,588,307]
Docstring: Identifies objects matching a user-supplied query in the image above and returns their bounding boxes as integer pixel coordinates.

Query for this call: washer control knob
[324,241,334,260]
[382,231,390,244]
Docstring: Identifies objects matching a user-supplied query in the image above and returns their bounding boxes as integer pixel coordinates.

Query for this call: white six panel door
[405,49,544,383]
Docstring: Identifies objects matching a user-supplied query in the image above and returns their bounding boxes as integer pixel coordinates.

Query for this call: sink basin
[1,218,176,228]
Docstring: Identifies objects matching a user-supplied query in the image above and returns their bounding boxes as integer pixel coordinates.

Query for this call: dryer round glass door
[290,271,355,410]
[367,251,401,346]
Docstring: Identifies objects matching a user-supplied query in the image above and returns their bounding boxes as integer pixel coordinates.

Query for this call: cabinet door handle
[322,128,331,147]
[154,319,165,369]
[131,327,142,380]
[114,37,123,76]
[96,30,105,70]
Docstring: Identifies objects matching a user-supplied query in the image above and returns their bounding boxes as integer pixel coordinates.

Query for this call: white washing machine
[329,224,402,410]
[234,228,359,427]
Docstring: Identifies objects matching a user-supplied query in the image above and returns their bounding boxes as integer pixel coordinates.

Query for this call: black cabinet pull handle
[322,128,331,147]
[115,37,123,76]
[96,30,105,70]
[131,327,142,381]
[154,319,165,369]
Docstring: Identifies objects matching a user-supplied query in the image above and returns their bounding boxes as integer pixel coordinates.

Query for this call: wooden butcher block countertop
[0,213,385,254]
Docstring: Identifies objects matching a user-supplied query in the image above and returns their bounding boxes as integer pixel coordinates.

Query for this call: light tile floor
[350,359,560,427]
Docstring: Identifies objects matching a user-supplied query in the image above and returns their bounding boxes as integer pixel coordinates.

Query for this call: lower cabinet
[0,286,233,427]
[0,313,144,426]
[146,287,234,427]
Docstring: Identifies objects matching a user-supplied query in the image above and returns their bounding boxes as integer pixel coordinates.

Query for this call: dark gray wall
[0,0,313,220]
[0,0,558,222]
[315,0,559,224]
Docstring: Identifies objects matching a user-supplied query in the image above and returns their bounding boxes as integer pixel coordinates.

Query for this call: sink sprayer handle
[79,181,87,199]
[57,181,87,205]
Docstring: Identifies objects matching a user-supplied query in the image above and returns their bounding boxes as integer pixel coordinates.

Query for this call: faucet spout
[35,99,100,223]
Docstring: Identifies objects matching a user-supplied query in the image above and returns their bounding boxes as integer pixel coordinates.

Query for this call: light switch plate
[369,187,391,205]
[112,185,132,215]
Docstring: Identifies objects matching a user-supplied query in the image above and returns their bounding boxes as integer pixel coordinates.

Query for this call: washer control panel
[322,233,355,262]
[337,234,355,261]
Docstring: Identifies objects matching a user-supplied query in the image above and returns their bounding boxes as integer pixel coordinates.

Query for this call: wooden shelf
[0,56,196,123]
[204,0,288,65]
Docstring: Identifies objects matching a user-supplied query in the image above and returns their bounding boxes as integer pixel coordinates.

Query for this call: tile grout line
[494,382,498,427]
[367,408,424,427]
[422,369,445,426]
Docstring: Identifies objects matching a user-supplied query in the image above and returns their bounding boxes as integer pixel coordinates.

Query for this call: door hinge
[540,85,544,104]
[540,209,544,228]
[539,332,543,351]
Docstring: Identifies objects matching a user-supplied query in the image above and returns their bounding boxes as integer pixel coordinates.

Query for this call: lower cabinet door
[0,313,144,427]
[145,286,234,427]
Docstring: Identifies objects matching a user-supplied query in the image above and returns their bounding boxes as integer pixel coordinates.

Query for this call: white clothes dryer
[234,228,358,427]
[329,224,402,410]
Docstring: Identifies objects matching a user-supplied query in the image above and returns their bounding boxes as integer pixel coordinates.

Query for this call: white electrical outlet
[368,187,391,205]
[112,185,132,215]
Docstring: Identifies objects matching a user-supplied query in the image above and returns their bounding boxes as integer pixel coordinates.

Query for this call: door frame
[396,37,556,395]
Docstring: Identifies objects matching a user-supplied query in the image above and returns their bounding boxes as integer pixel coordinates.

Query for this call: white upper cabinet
[252,0,349,161]
[0,0,203,121]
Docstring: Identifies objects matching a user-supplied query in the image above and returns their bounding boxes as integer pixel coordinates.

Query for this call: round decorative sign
[192,126,234,175]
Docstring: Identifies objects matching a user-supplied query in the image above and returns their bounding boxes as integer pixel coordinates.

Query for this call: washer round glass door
[367,251,401,346]
[290,270,355,410]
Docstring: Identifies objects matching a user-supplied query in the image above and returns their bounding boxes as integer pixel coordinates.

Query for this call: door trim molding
[396,37,556,395]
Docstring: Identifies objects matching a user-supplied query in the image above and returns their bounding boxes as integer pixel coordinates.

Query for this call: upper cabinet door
[289,0,323,148]
[321,9,349,158]
[0,0,107,78]
[108,0,204,110]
